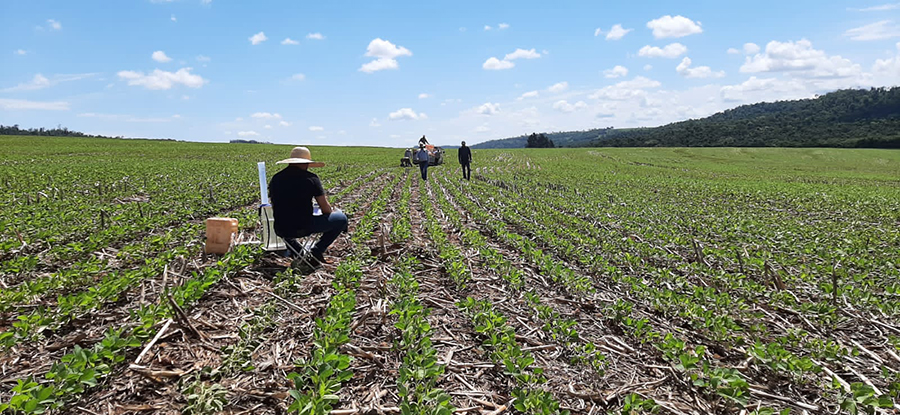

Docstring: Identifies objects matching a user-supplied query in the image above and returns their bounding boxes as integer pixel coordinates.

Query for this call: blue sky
[2,0,899,147]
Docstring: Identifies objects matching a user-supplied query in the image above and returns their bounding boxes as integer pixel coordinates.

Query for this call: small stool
[283,234,319,271]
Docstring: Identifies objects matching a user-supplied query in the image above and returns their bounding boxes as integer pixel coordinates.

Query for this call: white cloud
[14,49,27,55]
[594,28,602,37]
[498,23,510,30]
[251,112,282,119]
[676,57,725,78]
[365,38,412,59]
[196,55,211,62]
[47,19,62,31]
[604,65,629,78]
[553,100,587,113]
[844,20,900,41]
[279,121,292,127]
[483,48,541,70]
[237,131,259,137]
[589,76,661,100]
[370,118,381,127]
[740,39,863,78]
[309,126,324,131]
[389,108,426,120]
[517,90,539,100]
[638,43,688,58]
[548,81,569,93]
[727,48,740,55]
[360,38,411,72]
[606,24,632,40]
[641,96,662,107]
[474,125,491,133]
[171,15,177,22]
[360,58,399,73]
[281,38,300,45]
[152,51,172,63]
[483,57,515,70]
[118,68,206,90]
[2,74,51,92]
[3,72,96,93]
[744,43,761,55]
[181,95,190,100]
[291,73,306,81]
[0,98,69,110]
[264,125,273,129]
[477,102,501,115]
[418,93,431,99]
[504,48,541,60]
[249,32,268,45]
[853,3,900,11]
[644,64,653,71]
[873,42,900,81]
[646,15,702,38]
[306,32,325,40]
[719,76,804,102]
[484,25,492,31]
[77,113,182,122]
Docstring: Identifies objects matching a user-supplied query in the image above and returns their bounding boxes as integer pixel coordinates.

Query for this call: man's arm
[316,195,334,215]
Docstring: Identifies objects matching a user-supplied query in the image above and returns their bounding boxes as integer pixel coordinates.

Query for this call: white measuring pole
[257,162,269,205]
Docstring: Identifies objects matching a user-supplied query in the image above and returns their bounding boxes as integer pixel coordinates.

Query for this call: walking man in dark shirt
[458,141,472,180]
[269,146,348,265]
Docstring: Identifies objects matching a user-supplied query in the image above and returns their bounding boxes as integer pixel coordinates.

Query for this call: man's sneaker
[310,251,333,265]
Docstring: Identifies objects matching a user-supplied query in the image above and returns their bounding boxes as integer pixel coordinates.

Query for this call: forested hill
[472,128,617,149]
[473,87,900,149]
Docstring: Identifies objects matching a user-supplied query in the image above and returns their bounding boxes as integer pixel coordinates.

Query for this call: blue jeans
[283,210,348,255]
[419,162,428,180]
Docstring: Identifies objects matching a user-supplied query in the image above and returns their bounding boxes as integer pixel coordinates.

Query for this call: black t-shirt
[458,146,472,164]
[268,166,325,236]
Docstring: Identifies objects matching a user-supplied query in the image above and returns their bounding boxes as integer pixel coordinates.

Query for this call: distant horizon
[3,0,899,147]
[7,84,896,148]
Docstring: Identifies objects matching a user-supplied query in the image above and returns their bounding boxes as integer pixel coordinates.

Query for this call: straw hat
[276,146,325,167]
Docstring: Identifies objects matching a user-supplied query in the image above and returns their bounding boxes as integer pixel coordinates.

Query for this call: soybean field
[1,135,899,415]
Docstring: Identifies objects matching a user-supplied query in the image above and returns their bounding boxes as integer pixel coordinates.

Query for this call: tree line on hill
[474,87,900,149]
[526,133,555,148]
[229,139,273,144]
[0,124,116,138]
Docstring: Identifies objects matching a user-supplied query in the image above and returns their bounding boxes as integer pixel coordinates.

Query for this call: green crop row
[390,171,413,243]
[457,297,568,415]
[1,208,258,351]
[428,176,608,374]
[286,259,361,415]
[435,172,592,294]
[419,181,470,288]
[388,256,454,415]
[1,240,260,413]
[286,167,398,414]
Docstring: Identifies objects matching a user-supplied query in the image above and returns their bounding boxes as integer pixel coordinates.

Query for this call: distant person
[418,135,429,147]
[458,141,472,180]
[269,146,348,266]
[401,148,413,167]
[416,144,430,180]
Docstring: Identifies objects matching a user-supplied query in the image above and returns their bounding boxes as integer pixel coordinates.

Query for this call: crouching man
[269,146,348,265]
